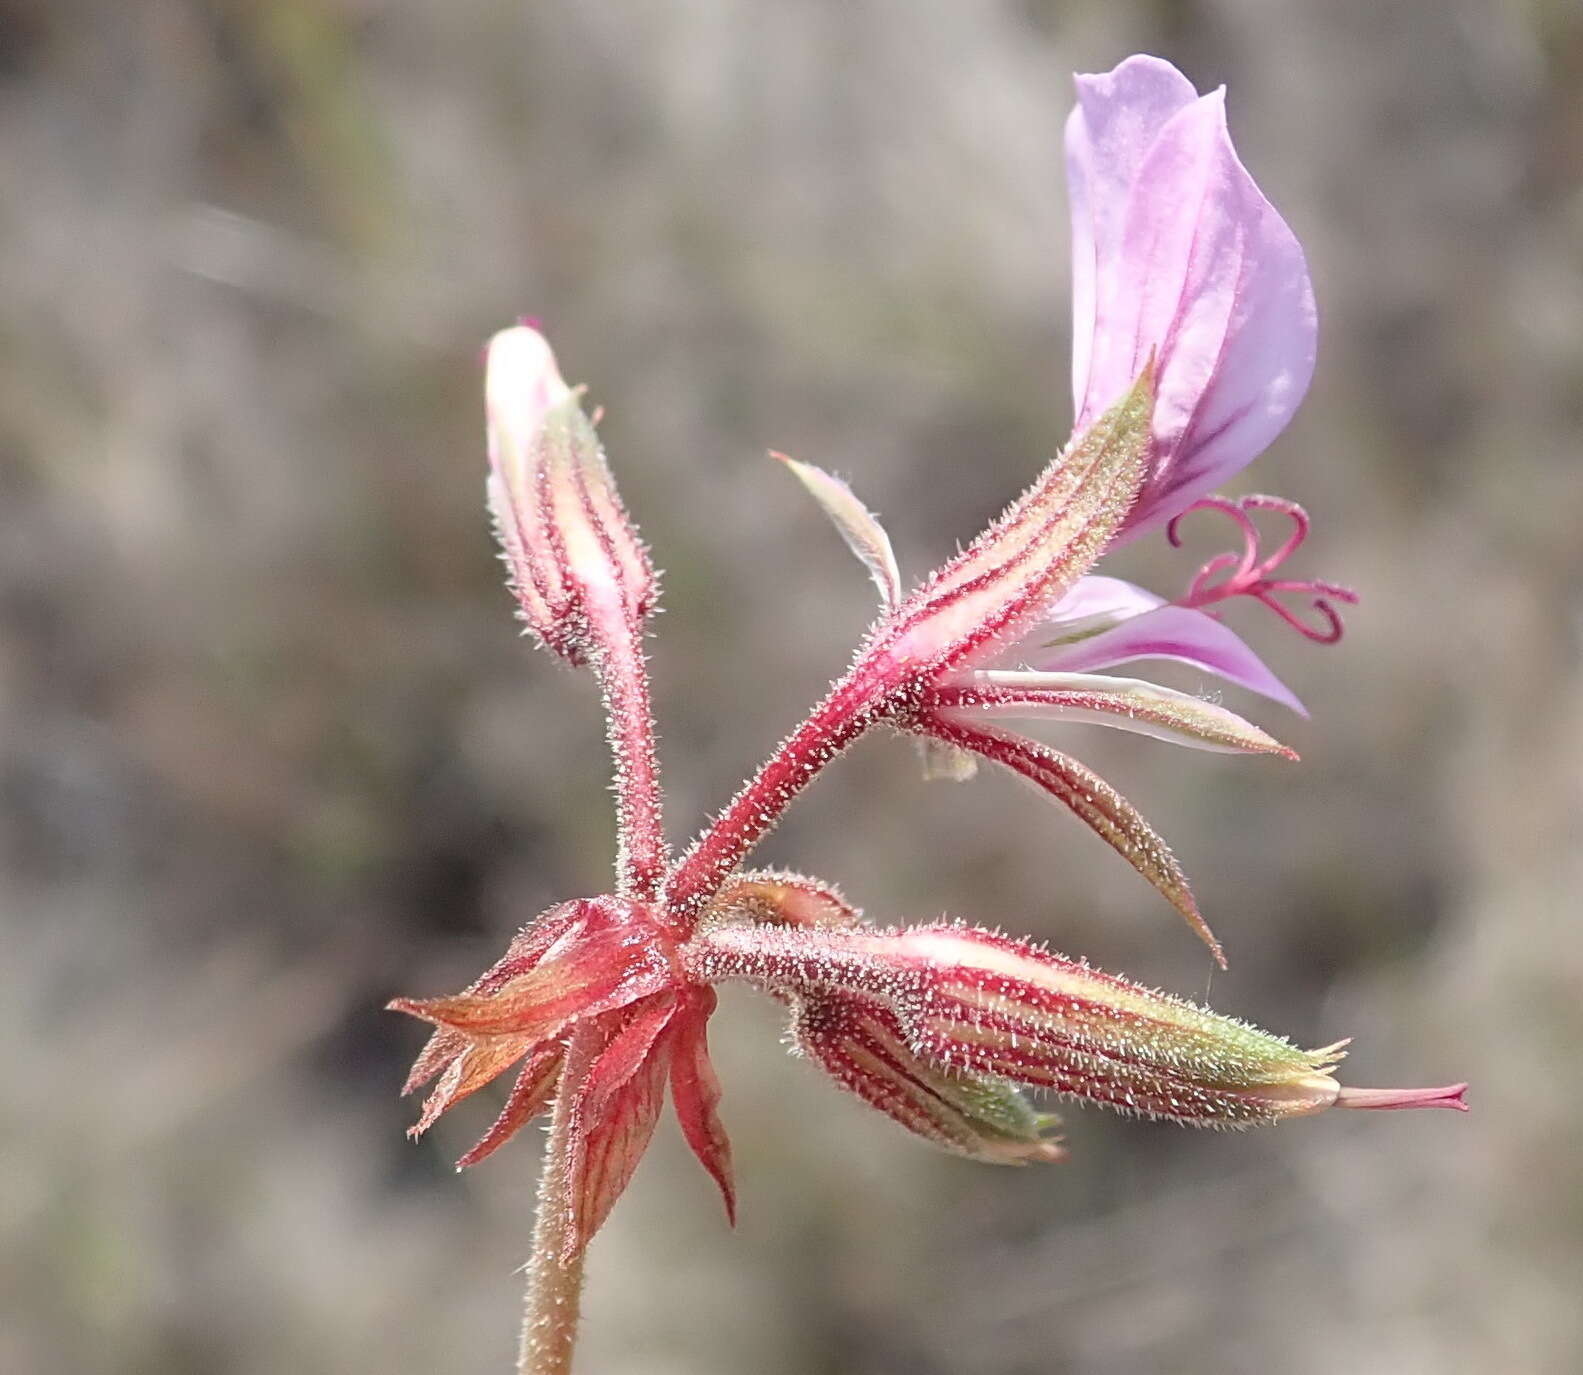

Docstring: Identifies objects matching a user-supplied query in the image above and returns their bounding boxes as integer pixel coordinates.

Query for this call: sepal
[710,870,862,929]
[919,714,1224,964]
[389,899,672,1041]
[456,1046,565,1168]
[667,987,737,1224]
[789,988,1064,1163]
[874,366,1154,678]
[388,897,674,1165]
[942,669,1297,757]
[561,996,679,1257]
[775,453,901,610]
[896,925,1346,1126]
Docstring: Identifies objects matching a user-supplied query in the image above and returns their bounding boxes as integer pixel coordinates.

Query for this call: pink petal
[1066,58,1316,536]
[1032,598,1307,716]
[1067,57,1198,418]
[1044,573,1165,626]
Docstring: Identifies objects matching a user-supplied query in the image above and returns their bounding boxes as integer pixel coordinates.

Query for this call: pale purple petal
[1066,58,1317,538]
[1028,600,1307,716]
[1066,56,1198,424]
[1046,574,1165,627]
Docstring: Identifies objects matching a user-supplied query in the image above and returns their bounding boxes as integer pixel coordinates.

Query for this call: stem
[592,610,667,902]
[518,1028,600,1375]
[664,669,884,922]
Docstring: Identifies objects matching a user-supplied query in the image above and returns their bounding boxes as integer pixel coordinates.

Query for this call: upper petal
[1066,60,1317,536]
[1067,56,1199,416]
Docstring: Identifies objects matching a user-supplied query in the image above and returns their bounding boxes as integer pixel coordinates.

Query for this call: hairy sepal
[389,900,673,1040]
[945,670,1297,757]
[790,988,1064,1163]
[872,366,1154,681]
[398,904,585,1098]
[389,897,674,1165]
[667,986,737,1224]
[709,870,863,929]
[562,996,679,1258]
[455,1045,566,1167]
[922,714,1224,965]
[776,453,901,610]
[901,926,1345,1126]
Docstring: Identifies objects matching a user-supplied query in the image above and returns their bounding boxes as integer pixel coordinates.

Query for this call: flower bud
[895,925,1345,1126]
[685,917,1460,1137]
[789,987,1066,1163]
[485,326,656,666]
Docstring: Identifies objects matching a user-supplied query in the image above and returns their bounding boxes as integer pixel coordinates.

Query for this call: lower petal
[1031,600,1306,716]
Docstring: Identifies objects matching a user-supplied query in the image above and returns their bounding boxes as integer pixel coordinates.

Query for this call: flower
[776,57,1361,963]
[390,57,1464,1299]
[1037,54,1358,709]
[1067,56,1316,538]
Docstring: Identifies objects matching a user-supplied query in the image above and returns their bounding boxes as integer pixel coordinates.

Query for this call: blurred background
[3,1,1580,1372]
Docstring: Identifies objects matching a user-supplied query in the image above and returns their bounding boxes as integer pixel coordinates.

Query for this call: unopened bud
[790,986,1066,1164]
[485,326,655,666]
[895,925,1346,1127]
[686,917,1459,1137]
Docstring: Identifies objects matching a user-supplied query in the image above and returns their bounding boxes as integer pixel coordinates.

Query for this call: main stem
[518,1027,600,1375]
[517,608,665,1374]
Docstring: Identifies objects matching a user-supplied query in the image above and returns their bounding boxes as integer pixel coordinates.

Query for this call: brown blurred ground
[2,2,1581,1372]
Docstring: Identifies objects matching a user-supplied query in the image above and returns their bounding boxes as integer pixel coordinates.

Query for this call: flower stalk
[591,620,666,902]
